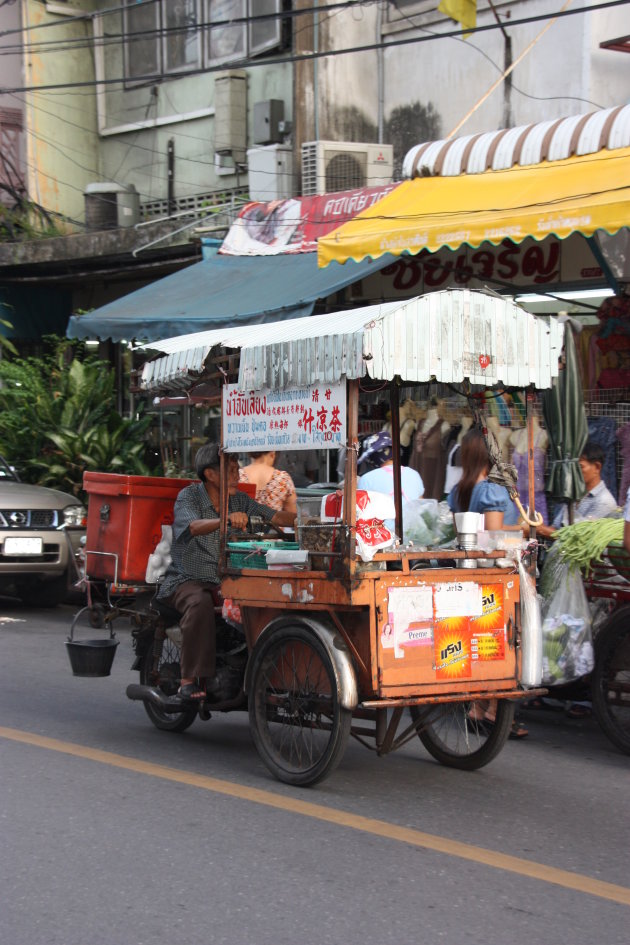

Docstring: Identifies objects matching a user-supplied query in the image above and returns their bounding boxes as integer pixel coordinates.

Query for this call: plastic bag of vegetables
[539,546,594,685]
[402,498,438,546]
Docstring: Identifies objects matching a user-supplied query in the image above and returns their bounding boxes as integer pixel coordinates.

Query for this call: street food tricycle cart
[80,290,561,786]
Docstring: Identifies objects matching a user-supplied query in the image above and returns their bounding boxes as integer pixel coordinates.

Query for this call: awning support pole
[587,237,620,294]
[526,386,538,543]
[389,380,403,541]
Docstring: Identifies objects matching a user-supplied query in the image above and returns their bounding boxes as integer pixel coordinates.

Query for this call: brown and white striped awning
[403,104,630,178]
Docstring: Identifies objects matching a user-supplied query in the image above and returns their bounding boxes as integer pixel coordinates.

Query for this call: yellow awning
[318,147,630,268]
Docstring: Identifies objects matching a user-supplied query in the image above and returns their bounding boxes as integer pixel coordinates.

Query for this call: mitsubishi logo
[9,511,27,526]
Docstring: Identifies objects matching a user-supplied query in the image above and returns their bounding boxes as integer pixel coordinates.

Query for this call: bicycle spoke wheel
[592,611,630,756]
[140,632,197,733]
[249,624,351,786]
[410,699,514,770]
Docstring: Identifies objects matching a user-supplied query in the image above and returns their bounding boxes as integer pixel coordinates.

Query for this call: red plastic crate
[83,472,194,583]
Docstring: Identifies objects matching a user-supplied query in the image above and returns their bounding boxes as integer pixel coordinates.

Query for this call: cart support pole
[219,389,229,572]
[344,380,360,569]
[526,387,538,545]
[389,381,403,540]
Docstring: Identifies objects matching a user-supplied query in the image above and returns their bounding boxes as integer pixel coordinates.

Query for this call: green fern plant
[0,338,151,497]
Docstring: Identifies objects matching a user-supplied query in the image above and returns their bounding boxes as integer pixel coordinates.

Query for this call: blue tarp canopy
[67,251,394,342]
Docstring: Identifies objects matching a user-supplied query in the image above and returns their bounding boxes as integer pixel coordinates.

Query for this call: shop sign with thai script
[222,381,346,452]
[349,234,603,300]
[220,186,398,255]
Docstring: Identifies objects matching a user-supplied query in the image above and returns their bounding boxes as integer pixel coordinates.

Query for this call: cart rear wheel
[140,633,197,733]
[410,699,514,770]
[592,609,630,756]
[248,624,352,786]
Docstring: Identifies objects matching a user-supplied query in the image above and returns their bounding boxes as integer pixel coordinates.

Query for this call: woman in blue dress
[447,428,528,737]
[447,428,520,530]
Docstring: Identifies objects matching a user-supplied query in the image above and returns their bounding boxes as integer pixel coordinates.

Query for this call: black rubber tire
[410,699,515,770]
[140,634,197,733]
[591,608,630,756]
[248,623,352,786]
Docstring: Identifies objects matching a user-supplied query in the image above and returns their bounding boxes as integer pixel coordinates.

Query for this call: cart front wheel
[140,633,197,733]
[248,623,352,786]
[410,699,515,770]
[592,609,630,756]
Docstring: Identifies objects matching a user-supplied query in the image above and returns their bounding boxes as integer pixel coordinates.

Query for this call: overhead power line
[0,0,366,40]
[0,0,334,55]
[0,0,628,93]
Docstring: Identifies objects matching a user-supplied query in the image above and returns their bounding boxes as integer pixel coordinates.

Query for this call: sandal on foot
[178,683,205,702]
[509,720,529,739]
[524,697,546,710]
[468,715,495,734]
[566,703,591,719]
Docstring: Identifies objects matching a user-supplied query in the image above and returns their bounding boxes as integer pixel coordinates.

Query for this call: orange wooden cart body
[222,555,521,704]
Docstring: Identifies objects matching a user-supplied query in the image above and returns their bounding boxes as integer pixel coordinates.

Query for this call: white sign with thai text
[222,381,346,452]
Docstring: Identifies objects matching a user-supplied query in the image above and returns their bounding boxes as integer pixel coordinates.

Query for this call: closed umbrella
[542,322,588,521]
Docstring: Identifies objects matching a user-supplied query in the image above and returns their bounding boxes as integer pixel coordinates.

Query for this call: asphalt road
[0,597,628,945]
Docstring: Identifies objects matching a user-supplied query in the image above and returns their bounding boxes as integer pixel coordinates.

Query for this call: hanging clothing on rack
[617,421,630,507]
[587,416,619,502]
[443,442,463,496]
[409,419,448,500]
[509,422,549,524]
[511,446,549,525]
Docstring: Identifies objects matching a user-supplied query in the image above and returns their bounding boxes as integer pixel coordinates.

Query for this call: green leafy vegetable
[553,518,624,575]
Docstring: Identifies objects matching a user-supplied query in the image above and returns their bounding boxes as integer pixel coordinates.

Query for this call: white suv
[0,455,86,606]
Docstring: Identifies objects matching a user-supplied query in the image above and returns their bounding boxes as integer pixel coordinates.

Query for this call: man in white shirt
[357,431,424,501]
[537,441,618,538]
[535,440,618,720]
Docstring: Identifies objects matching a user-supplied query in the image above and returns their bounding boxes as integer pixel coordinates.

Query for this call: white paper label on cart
[387,585,434,658]
[434,582,483,619]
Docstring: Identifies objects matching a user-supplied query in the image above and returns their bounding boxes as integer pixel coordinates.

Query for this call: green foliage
[0,199,62,243]
[0,337,151,497]
[0,317,18,356]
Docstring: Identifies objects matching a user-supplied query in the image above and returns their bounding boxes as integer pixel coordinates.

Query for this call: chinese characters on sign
[222,381,346,452]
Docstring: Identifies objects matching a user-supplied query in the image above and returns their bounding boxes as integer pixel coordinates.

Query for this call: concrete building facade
[0,1,627,344]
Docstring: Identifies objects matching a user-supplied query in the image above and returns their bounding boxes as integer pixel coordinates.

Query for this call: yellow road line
[1,724,628,907]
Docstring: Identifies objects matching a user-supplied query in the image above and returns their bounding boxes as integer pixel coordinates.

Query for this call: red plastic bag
[222,598,242,627]
[355,518,395,562]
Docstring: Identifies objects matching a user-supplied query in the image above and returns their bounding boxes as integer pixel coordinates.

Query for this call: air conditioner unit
[84,183,140,230]
[301,141,394,196]
[247,145,293,201]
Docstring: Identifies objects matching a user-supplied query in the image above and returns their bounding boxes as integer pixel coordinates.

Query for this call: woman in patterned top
[239,450,297,515]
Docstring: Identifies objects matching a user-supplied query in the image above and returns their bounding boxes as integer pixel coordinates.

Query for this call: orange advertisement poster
[434,617,472,679]
[477,584,504,630]
[470,584,505,661]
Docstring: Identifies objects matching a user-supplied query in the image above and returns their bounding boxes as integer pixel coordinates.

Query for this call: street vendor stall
[81,287,557,786]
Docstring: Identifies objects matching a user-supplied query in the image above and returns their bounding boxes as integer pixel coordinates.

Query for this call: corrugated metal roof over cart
[140,289,564,394]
